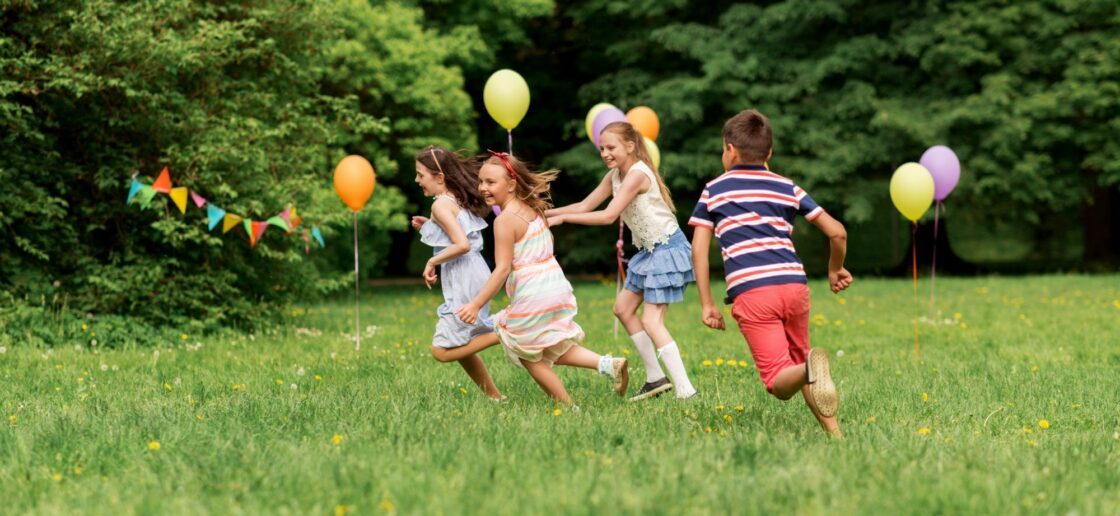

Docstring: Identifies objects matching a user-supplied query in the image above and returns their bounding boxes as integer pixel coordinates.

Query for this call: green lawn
[2,275,1119,514]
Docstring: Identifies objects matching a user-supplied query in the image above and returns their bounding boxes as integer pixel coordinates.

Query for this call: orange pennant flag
[222,213,243,234]
[250,221,268,247]
[170,187,189,214]
[152,166,172,193]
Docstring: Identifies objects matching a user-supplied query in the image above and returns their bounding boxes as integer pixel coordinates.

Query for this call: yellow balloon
[889,163,935,222]
[483,69,530,130]
[585,103,616,144]
[644,139,661,170]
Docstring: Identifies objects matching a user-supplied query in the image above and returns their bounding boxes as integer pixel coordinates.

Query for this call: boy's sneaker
[627,377,674,402]
[611,358,629,396]
[806,348,838,417]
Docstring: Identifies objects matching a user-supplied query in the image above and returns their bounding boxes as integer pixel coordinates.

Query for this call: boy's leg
[640,303,696,398]
[520,358,572,405]
[456,354,504,400]
[783,287,839,420]
[616,290,667,385]
[430,332,500,362]
[801,384,842,437]
[730,287,803,399]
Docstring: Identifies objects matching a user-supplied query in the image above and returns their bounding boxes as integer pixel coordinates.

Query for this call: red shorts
[730,283,811,391]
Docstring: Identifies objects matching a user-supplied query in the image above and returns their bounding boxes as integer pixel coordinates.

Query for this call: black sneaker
[628,377,674,402]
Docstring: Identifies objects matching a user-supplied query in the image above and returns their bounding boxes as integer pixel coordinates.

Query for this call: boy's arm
[456,214,516,324]
[691,226,725,330]
[809,211,852,293]
[545,173,613,217]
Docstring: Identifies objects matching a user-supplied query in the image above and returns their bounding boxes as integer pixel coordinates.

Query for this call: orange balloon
[626,106,660,141]
[333,155,376,212]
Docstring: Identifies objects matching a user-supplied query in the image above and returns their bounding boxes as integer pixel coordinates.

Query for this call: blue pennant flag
[126,179,143,204]
[207,204,226,231]
[311,226,325,248]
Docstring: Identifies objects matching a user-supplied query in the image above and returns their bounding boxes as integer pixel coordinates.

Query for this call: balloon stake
[353,212,361,351]
[912,222,920,360]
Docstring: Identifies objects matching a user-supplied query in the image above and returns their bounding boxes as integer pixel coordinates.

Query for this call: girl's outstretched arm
[549,169,648,226]
[456,213,516,324]
[545,172,613,217]
[423,198,472,288]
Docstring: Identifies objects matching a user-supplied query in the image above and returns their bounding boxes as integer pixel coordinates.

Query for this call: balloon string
[614,219,626,339]
[912,221,920,360]
[354,212,361,352]
[930,201,940,317]
[507,130,513,154]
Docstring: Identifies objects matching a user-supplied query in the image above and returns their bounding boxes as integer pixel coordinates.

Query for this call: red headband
[487,149,517,181]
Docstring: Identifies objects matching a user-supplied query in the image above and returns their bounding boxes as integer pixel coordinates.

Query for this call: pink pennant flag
[190,191,207,208]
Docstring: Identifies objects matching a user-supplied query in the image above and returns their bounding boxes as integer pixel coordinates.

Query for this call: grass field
[2,275,1120,514]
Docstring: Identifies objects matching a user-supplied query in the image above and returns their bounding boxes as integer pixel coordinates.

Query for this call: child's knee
[430,346,453,363]
[640,310,662,328]
[612,301,632,320]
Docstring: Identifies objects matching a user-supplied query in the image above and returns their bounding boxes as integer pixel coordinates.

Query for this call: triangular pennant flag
[170,187,189,214]
[222,213,243,234]
[250,221,268,247]
[243,219,253,240]
[152,166,172,193]
[207,205,226,231]
[138,185,158,208]
[127,179,143,204]
[190,191,207,208]
[311,226,325,248]
[266,216,290,232]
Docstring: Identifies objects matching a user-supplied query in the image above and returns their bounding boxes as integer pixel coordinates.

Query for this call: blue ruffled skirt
[623,229,695,304]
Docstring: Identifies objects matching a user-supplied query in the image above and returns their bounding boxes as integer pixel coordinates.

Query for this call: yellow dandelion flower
[275,379,284,385]
[1071,403,1081,409]
[331,434,344,445]
[1038,419,1050,429]
[90,332,95,337]
[922,392,929,402]
[163,383,171,391]
[1026,439,1038,447]
[858,320,865,325]
[738,360,748,367]
[82,323,88,331]
[725,360,737,367]
[7,415,16,425]
[1022,427,1033,434]
[866,416,876,423]
[52,472,62,482]
[196,414,204,421]
[552,408,562,416]
[833,320,842,326]
[918,427,931,436]
[735,405,745,412]
[959,322,968,329]
[180,334,188,341]
[837,297,847,305]
[380,499,395,512]
[702,360,712,366]
[953,312,962,320]
[715,404,724,412]
[315,375,323,381]
[148,441,160,451]
[74,462,83,475]
[459,387,468,395]
[704,426,712,433]
[723,414,733,423]
[715,358,724,365]
[1031,365,1039,372]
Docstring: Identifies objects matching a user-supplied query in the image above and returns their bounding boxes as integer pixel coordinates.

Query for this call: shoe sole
[627,382,674,402]
[807,348,838,417]
[613,359,630,396]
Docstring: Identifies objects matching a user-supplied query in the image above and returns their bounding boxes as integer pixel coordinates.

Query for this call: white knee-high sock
[658,342,696,398]
[630,331,666,383]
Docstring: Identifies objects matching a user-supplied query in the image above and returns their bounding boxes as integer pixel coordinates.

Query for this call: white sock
[658,342,696,398]
[597,354,614,376]
[631,331,666,384]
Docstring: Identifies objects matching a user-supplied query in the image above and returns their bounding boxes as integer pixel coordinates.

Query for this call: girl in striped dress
[455,151,629,405]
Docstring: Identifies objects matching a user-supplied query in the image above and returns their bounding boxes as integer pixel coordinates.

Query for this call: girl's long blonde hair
[481,152,559,217]
[601,121,675,212]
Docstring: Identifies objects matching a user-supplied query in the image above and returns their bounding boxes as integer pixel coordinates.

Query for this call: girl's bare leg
[457,354,503,400]
[430,332,500,362]
[612,289,646,335]
[521,359,571,405]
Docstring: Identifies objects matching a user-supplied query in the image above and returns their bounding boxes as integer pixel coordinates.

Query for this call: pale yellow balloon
[889,163,935,222]
[483,69,530,130]
[644,139,661,170]
[585,103,616,144]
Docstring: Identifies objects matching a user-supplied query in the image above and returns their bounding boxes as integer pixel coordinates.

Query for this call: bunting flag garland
[207,205,226,231]
[222,213,243,234]
[152,167,172,193]
[170,187,189,214]
[126,166,324,251]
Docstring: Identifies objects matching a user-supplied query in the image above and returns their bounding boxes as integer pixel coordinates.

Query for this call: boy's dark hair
[722,109,772,163]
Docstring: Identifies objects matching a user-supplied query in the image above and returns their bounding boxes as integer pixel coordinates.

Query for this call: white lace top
[611,161,679,251]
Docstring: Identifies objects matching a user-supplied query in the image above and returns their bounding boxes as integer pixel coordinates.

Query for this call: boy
[689,109,851,437]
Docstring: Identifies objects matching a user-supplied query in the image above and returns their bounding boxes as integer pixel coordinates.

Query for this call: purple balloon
[920,145,960,201]
[591,107,627,148]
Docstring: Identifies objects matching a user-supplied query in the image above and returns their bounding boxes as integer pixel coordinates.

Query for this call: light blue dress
[420,196,494,348]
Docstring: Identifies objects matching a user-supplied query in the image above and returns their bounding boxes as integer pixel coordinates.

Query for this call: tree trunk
[1082,185,1120,268]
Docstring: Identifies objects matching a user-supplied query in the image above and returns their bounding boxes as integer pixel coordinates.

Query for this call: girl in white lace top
[546,121,697,400]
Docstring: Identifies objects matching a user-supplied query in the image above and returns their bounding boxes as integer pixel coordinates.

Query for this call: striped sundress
[494,216,585,366]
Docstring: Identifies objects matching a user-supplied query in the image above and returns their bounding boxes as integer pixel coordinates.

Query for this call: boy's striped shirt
[689,164,823,302]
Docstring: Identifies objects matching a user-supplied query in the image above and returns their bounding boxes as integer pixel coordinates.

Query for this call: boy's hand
[456,302,480,325]
[701,303,726,330]
[829,268,852,293]
[411,216,428,230]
